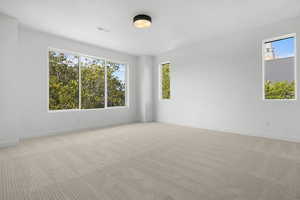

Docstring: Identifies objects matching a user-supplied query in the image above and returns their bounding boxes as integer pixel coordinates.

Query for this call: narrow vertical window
[49,50,79,110]
[107,61,127,107]
[263,34,296,100]
[80,56,105,109]
[161,62,171,99]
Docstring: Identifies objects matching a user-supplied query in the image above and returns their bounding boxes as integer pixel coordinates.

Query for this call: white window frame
[105,60,129,109]
[262,33,297,101]
[47,47,129,112]
[159,61,171,100]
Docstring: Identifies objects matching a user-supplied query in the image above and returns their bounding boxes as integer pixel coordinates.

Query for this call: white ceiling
[0,0,300,55]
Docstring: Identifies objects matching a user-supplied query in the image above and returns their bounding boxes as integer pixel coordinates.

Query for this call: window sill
[159,99,171,102]
[262,99,297,102]
[48,106,129,113]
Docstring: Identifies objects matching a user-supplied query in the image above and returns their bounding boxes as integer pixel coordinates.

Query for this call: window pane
[49,50,79,110]
[80,56,105,109]
[264,36,295,100]
[161,63,170,99]
[264,37,295,60]
[107,62,126,107]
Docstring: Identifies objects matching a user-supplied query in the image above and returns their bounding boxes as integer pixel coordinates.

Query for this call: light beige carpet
[0,123,299,200]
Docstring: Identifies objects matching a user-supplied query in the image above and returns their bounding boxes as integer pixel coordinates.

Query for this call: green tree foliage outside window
[264,80,295,99]
[161,63,170,99]
[49,51,79,110]
[49,50,127,110]
[81,57,105,109]
[107,62,126,107]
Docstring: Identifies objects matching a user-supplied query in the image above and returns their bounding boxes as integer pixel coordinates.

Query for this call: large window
[263,34,296,100]
[160,62,171,99]
[49,49,128,111]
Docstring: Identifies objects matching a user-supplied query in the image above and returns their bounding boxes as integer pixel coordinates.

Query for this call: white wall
[0,14,19,147]
[2,13,300,145]
[154,16,300,142]
[0,24,139,140]
[137,56,154,122]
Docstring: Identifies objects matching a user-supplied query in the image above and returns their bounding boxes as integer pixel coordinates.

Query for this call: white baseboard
[0,138,19,148]
[157,120,300,143]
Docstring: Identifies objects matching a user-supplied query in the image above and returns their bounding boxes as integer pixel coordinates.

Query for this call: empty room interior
[1,0,300,199]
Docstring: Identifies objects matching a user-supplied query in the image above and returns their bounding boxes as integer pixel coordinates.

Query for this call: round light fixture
[133,14,152,28]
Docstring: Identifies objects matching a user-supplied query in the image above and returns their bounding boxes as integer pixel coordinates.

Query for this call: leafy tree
[49,51,126,110]
[49,51,79,110]
[162,63,170,99]
[81,57,105,109]
[107,62,126,107]
[265,80,295,99]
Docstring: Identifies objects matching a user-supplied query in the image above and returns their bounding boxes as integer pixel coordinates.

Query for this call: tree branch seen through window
[49,49,127,110]
[161,63,170,99]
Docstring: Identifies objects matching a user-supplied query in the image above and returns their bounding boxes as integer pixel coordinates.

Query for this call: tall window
[80,56,105,109]
[107,61,126,107]
[49,51,79,110]
[49,49,128,110]
[160,62,171,99]
[263,34,296,100]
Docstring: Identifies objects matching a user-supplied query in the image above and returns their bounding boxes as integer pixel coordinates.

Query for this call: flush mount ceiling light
[133,14,152,28]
